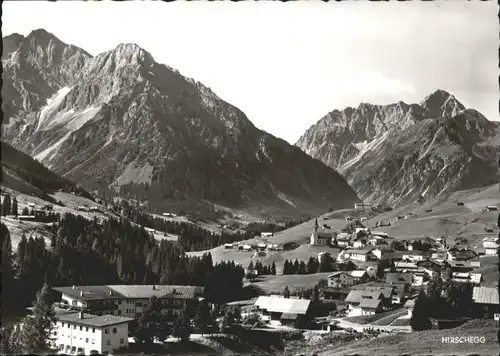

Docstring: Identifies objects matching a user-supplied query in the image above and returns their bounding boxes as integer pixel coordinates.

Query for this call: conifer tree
[410,291,432,331]
[136,296,170,344]
[283,285,291,298]
[20,283,56,353]
[271,262,276,275]
[172,313,191,342]
[194,299,212,336]
[11,197,18,217]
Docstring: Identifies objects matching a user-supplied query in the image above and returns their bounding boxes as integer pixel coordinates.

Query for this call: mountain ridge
[296,91,500,206]
[2,29,360,219]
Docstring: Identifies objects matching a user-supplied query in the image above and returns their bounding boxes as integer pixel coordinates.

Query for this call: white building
[345,290,383,317]
[339,247,377,262]
[310,218,330,246]
[53,285,204,321]
[483,237,499,256]
[54,311,133,355]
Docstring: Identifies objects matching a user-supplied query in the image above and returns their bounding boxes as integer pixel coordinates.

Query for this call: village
[15,198,495,356]
[215,201,499,334]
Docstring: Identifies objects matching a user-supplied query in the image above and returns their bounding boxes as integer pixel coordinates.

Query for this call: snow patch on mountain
[278,193,296,207]
[37,86,73,130]
[340,132,389,172]
[34,107,101,162]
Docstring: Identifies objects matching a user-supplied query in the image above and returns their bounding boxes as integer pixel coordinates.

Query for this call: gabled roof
[385,272,413,284]
[58,313,133,328]
[359,298,382,310]
[350,270,367,278]
[345,290,382,304]
[328,271,352,279]
[53,285,204,301]
[255,296,311,315]
[395,262,418,269]
[473,287,499,305]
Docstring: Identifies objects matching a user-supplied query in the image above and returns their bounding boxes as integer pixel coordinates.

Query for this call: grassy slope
[188,183,499,287]
[317,320,499,356]
[247,273,332,294]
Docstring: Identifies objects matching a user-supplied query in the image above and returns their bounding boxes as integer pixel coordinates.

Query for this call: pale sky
[3,1,499,143]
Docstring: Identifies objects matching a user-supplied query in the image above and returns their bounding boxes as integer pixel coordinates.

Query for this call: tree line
[1,212,247,313]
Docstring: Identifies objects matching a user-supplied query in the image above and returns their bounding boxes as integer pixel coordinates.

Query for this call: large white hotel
[48,284,204,355]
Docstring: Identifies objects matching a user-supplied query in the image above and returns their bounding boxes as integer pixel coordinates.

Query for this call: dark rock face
[2,29,359,217]
[296,91,500,206]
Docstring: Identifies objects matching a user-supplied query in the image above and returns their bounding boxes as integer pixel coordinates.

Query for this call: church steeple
[310,217,319,245]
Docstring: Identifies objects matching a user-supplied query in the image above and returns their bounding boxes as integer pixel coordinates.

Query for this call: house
[327,270,368,288]
[404,213,418,219]
[52,285,204,321]
[335,233,351,247]
[239,244,252,252]
[353,240,367,248]
[394,262,418,271]
[254,296,312,328]
[310,218,331,246]
[354,203,371,210]
[452,272,482,285]
[321,287,350,301]
[257,243,267,251]
[431,251,448,262]
[54,311,133,355]
[261,232,273,238]
[352,283,401,305]
[483,237,499,256]
[402,250,428,262]
[385,272,413,286]
[224,243,234,249]
[368,236,386,246]
[472,287,499,318]
[417,259,443,273]
[345,290,384,317]
[338,247,377,262]
[447,248,477,261]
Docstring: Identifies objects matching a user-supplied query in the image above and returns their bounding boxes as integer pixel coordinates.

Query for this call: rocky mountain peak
[2,29,360,218]
[2,33,26,59]
[112,43,153,64]
[420,89,465,118]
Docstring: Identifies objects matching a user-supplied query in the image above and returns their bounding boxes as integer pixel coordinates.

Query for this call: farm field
[246,273,332,294]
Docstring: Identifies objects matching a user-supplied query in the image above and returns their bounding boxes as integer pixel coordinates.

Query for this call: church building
[310,218,331,246]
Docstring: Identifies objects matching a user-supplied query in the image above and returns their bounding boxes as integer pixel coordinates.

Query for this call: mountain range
[1,29,359,218]
[296,90,500,206]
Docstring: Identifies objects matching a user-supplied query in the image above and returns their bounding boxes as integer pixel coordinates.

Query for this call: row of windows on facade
[75,299,185,306]
[58,336,125,346]
[61,324,119,334]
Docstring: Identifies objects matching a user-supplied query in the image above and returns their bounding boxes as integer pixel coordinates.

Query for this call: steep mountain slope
[296,91,500,206]
[2,29,359,218]
[1,141,92,201]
